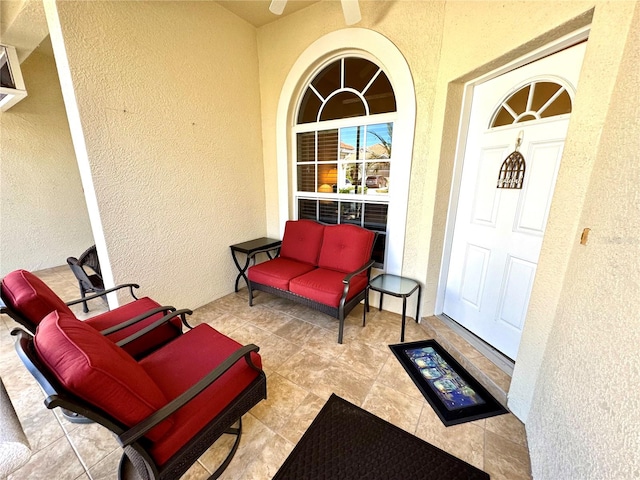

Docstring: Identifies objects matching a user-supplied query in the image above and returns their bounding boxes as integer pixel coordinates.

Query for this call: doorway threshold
[421,315,514,406]
[437,314,515,376]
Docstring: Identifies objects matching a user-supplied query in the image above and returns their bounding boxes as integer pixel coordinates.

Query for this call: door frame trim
[435,26,590,316]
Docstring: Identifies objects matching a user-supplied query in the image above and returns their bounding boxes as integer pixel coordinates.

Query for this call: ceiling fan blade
[341,0,361,25]
[269,0,287,15]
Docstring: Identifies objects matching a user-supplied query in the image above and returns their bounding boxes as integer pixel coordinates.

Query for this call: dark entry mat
[390,339,508,426]
[273,393,489,479]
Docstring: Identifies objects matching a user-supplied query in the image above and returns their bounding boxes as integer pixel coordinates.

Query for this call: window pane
[318,129,338,161]
[318,163,338,192]
[506,85,530,115]
[297,165,316,192]
[344,163,364,189]
[365,72,396,114]
[366,123,392,158]
[531,82,561,111]
[540,89,571,117]
[364,203,388,231]
[340,201,362,226]
[319,200,338,224]
[298,199,317,220]
[297,89,322,124]
[492,106,514,127]
[344,57,379,92]
[340,126,362,160]
[312,61,341,99]
[372,233,386,267]
[320,91,366,121]
[365,162,390,192]
[297,132,315,162]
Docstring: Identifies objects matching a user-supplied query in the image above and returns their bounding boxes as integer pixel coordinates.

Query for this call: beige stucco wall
[527,3,640,477]
[0,40,93,276]
[52,1,265,307]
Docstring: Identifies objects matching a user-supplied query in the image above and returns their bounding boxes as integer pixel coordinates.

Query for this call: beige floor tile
[249,373,310,432]
[485,412,528,448]
[277,349,372,405]
[7,436,86,480]
[363,382,423,433]
[66,422,120,471]
[277,392,326,444]
[86,449,121,480]
[414,403,486,470]
[375,353,426,401]
[484,429,533,480]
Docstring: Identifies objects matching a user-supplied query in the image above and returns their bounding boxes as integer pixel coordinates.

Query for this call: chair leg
[80,283,89,313]
[210,418,243,480]
[362,287,369,327]
[248,284,254,307]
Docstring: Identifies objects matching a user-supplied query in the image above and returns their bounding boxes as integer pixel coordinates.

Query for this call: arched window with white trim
[276,29,416,275]
[293,56,396,267]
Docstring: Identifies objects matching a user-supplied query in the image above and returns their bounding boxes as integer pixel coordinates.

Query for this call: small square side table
[230,237,281,292]
[368,274,421,342]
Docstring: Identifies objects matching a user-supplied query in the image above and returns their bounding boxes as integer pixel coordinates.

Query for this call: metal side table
[230,237,281,292]
[368,274,421,342]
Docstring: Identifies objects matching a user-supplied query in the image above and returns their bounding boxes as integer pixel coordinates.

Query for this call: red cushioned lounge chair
[12,310,266,480]
[0,269,186,359]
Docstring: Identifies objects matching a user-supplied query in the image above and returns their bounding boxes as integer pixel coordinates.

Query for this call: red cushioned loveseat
[247,220,376,343]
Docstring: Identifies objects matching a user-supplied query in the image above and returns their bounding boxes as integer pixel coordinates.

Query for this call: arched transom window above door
[491,80,572,128]
[294,56,397,267]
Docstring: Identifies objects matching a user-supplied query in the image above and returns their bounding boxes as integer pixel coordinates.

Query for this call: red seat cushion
[35,311,173,441]
[289,268,369,307]
[139,324,262,466]
[247,257,317,290]
[85,297,182,358]
[1,270,74,325]
[317,224,375,274]
[279,220,325,266]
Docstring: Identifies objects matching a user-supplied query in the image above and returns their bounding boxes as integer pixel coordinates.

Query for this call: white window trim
[276,28,416,274]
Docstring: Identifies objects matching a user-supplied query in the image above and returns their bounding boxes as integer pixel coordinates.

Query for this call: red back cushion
[317,224,375,273]
[35,311,173,441]
[1,270,74,325]
[279,220,325,266]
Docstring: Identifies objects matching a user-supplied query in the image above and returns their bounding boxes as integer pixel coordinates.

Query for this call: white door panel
[443,42,586,360]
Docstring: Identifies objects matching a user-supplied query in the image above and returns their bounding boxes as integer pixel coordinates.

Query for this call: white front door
[443,42,586,360]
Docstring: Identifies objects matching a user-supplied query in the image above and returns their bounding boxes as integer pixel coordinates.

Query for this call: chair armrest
[342,258,376,285]
[339,258,376,311]
[117,343,261,447]
[114,309,194,348]
[99,306,177,336]
[65,283,140,306]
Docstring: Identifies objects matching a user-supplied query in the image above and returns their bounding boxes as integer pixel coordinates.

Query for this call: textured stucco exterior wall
[526,3,640,477]
[53,1,265,307]
[0,42,93,275]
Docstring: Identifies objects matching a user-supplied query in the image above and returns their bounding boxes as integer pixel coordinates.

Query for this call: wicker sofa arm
[117,343,261,447]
